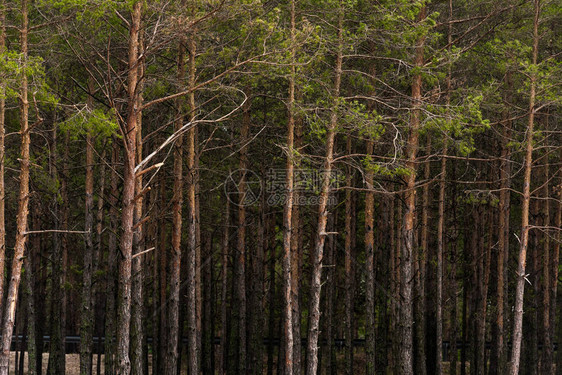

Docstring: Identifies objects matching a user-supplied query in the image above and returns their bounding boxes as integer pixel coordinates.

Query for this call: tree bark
[491,72,512,375]
[104,139,119,375]
[235,92,250,373]
[80,76,96,375]
[166,32,186,375]
[116,2,142,374]
[436,143,447,375]
[48,117,65,375]
[0,1,32,372]
[130,27,145,375]
[550,147,562,375]
[305,4,342,374]
[541,156,552,374]
[186,30,200,375]
[344,135,355,375]
[509,1,539,373]
[400,5,426,374]
[365,139,376,375]
[0,0,6,320]
[219,200,230,375]
[417,137,429,375]
[283,0,297,370]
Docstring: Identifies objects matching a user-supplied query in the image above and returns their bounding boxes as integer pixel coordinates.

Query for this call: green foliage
[0,51,57,105]
[59,108,119,142]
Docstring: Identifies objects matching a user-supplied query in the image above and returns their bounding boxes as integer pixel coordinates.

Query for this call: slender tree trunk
[48,119,65,375]
[166,34,186,375]
[130,28,145,375]
[417,137,429,375]
[283,0,297,370]
[509,2,539,373]
[305,4,342,374]
[436,143,447,375]
[550,147,562,375]
[0,0,6,319]
[235,90,251,373]
[400,6,426,374]
[105,139,119,375]
[491,73,512,375]
[541,157,552,374]
[95,148,107,375]
[0,1,32,372]
[219,200,230,375]
[477,207,493,375]
[343,136,354,375]
[267,211,276,375]
[323,211,336,375]
[186,30,200,375]
[157,170,168,375]
[116,3,142,374]
[365,139,376,375]
[81,77,96,375]
[449,163,459,375]
[25,251,36,375]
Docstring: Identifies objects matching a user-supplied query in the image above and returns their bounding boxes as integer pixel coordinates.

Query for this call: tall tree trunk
[81,77,96,375]
[186,30,200,375]
[166,34,186,375]
[283,0,297,370]
[291,90,304,375]
[267,211,276,375]
[219,200,230,375]
[130,28,145,375]
[550,147,562,375]
[449,162,459,375]
[417,138,429,375]
[541,157,552,374]
[105,139,119,375]
[365,139,376,375]
[0,1,32,372]
[509,1,539,373]
[95,148,107,375]
[157,170,168,375]
[491,72,512,375]
[116,2,142,374]
[400,5,426,374]
[25,251,36,375]
[322,211,336,375]
[48,119,65,375]
[436,143,447,375]
[236,92,250,373]
[0,0,6,319]
[344,136,355,375]
[305,4,342,374]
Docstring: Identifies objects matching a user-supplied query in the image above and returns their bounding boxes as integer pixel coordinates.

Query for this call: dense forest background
[0,0,561,374]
